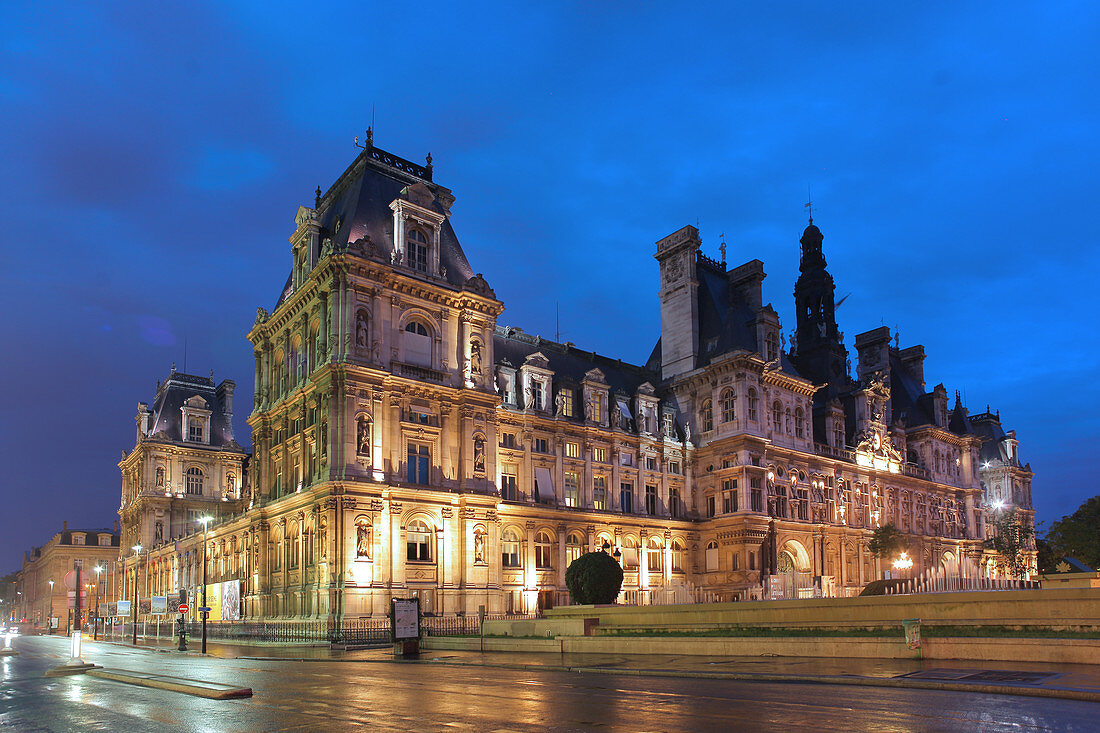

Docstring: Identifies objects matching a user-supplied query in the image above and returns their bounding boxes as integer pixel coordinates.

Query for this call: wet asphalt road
[2,636,1097,732]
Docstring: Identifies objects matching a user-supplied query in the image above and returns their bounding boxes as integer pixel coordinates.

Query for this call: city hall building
[118,136,1034,621]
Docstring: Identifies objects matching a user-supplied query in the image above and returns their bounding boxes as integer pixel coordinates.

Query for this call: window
[404,320,431,366]
[622,537,639,568]
[535,532,552,569]
[559,388,574,417]
[566,532,584,565]
[188,417,204,442]
[406,228,428,272]
[671,541,685,572]
[701,399,713,432]
[723,479,738,513]
[620,451,634,467]
[647,538,663,572]
[72,534,85,546]
[772,401,783,432]
[565,441,580,459]
[646,457,657,471]
[99,535,112,547]
[593,447,608,463]
[732,552,740,570]
[795,407,805,439]
[186,467,204,495]
[564,472,579,507]
[766,331,780,361]
[833,422,844,448]
[748,389,759,421]
[593,476,607,510]
[751,478,764,512]
[288,528,300,569]
[407,443,431,484]
[500,465,518,501]
[531,380,544,411]
[663,413,674,438]
[645,485,658,515]
[670,488,681,518]
[749,551,757,571]
[534,437,549,454]
[668,461,680,474]
[406,520,432,562]
[501,529,521,568]
[501,432,517,449]
[620,483,633,513]
[707,495,716,517]
[718,390,735,423]
[705,541,719,571]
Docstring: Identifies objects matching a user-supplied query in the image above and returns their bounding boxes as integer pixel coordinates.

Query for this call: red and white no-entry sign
[178,603,189,614]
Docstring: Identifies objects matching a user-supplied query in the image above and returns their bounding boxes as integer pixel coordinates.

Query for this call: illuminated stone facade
[119,139,1034,620]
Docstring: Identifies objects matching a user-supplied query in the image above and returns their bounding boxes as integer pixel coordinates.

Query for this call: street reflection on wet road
[0,636,1095,732]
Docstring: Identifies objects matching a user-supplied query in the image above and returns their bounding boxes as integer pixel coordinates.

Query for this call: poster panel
[116,600,131,617]
[203,582,223,621]
[392,598,419,640]
[220,580,240,621]
[151,596,168,615]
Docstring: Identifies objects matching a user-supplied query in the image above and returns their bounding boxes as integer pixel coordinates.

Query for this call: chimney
[728,259,766,312]
[899,345,926,391]
[854,327,892,380]
[114,519,119,533]
[216,379,237,440]
[63,520,68,531]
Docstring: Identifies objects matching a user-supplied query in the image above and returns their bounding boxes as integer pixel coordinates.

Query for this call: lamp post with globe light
[92,566,103,640]
[198,516,213,654]
[47,580,54,634]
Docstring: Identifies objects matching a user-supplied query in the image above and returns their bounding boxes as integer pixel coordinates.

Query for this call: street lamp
[131,545,142,645]
[198,516,213,654]
[92,566,103,640]
[47,580,54,634]
[893,551,914,574]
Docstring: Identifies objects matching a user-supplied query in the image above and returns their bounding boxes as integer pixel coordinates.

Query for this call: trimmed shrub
[565,551,624,605]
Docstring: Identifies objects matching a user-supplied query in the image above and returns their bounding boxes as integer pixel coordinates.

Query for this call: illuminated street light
[992,499,1005,511]
[47,580,54,634]
[131,545,142,645]
[893,551,914,572]
[92,566,103,640]
[198,516,213,654]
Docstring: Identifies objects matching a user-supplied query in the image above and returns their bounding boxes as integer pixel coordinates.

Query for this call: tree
[1043,495,1100,571]
[868,524,906,560]
[565,551,624,605]
[984,509,1035,578]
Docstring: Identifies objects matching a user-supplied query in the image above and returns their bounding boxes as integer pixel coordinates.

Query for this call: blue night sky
[1,2,1097,571]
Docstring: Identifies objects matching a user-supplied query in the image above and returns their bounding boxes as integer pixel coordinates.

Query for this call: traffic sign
[178,603,189,614]
[198,606,211,613]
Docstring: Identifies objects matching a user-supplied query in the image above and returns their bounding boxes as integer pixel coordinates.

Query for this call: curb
[87,669,253,699]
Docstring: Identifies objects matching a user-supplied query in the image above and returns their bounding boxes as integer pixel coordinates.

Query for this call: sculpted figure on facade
[356,415,371,457]
[356,521,371,559]
[356,312,368,348]
[473,435,486,474]
[469,338,482,377]
[473,529,486,564]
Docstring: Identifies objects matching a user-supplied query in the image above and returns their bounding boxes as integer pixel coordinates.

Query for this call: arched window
[535,531,553,569]
[701,399,713,432]
[721,389,736,423]
[705,540,719,572]
[772,401,783,431]
[404,320,431,366]
[795,408,805,439]
[747,389,759,421]
[566,532,584,566]
[647,537,663,573]
[406,520,433,562]
[287,525,300,569]
[186,467,204,495]
[622,536,639,569]
[407,228,428,272]
[501,529,522,568]
[671,540,685,572]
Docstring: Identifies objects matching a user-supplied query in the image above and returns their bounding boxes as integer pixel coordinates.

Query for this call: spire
[799,219,826,271]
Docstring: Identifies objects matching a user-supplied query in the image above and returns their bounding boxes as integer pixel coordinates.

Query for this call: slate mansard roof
[144,370,240,450]
[275,144,477,310]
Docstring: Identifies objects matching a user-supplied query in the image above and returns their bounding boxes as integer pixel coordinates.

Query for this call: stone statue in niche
[356,522,371,559]
[638,410,647,433]
[473,435,486,474]
[555,390,565,416]
[473,531,485,563]
[469,339,482,377]
[319,520,328,560]
[356,313,368,348]
[155,467,165,487]
[356,415,371,457]
[611,402,622,428]
[524,385,534,410]
[371,339,381,363]
[155,521,163,542]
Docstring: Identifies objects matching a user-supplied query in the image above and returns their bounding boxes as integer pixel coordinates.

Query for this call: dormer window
[72,533,85,545]
[99,534,112,547]
[766,332,780,361]
[188,417,204,442]
[186,467,204,495]
[407,228,429,272]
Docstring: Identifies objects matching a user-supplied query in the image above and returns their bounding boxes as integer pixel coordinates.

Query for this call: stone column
[389,502,404,590]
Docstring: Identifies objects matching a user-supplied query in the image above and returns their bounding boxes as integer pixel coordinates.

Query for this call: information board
[116,600,132,616]
[392,598,420,640]
[151,596,168,615]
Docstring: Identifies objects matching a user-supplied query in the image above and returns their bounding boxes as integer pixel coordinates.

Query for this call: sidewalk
[88,634,1100,703]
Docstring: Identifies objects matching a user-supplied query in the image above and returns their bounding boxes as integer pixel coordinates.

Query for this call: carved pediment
[524,351,550,369]
[635,381,656,396]
[401,182,436,209]
[183,395,209,409]
[583,368,608,385]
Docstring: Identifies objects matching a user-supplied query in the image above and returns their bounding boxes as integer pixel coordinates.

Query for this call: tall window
[500,465,518,501]
[559,388,574,417]
[188,417,204,442]
[593,476,607,510]
[670,488,681,518]
[671,541,685,572]
[833,421,844,448]
[288,528,300,569]
[723,479,738,513]
[406,520,432,562]
[748,389,759,421]
[593,447,608,463]
[751,478,764,512]
[766,332,779,361]
[501,529,521,568]
[647,538,663,572]
[795,407,805,439]
[535,531,552,569]
[407,443,431,484]
[721,389,736,423]
[566,532,584,565]
[407,228,428,272]
[645,485,658,515]
[707,495,716,517]
[705,541,719,571]
[565,441,580,459]
[772,401,783,431]
[404,321,431,366]
[186,467,203,495]
[701,399,713,432]
[620,483,633,513]
[564,472,579,507]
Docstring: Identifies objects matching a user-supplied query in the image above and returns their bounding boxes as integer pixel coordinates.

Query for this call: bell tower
[790,219,848,389]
